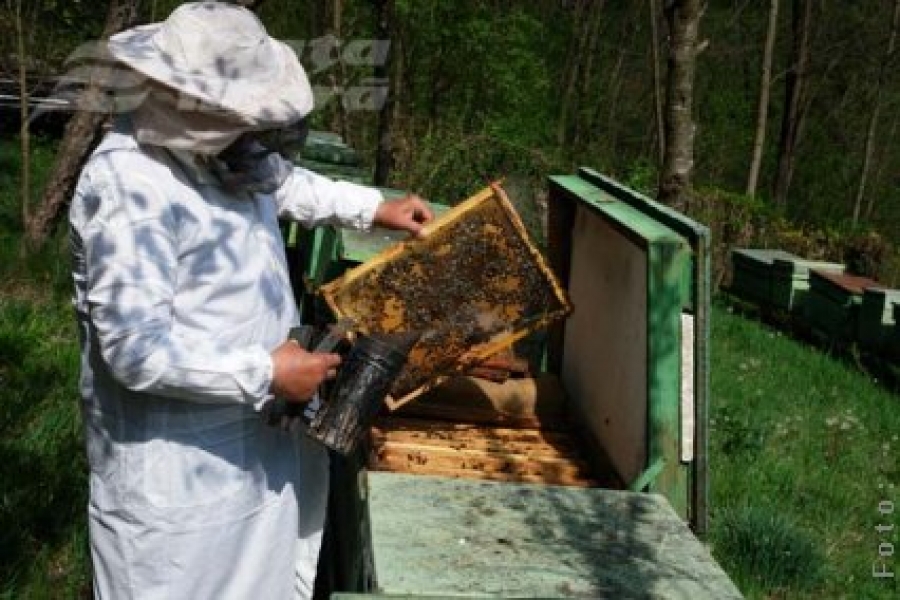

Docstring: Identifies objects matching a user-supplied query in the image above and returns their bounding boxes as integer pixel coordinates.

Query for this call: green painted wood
[729,248,798,307]
[307,130,345,144]
[366,472,742,599]
[576,168,710,244]
[297,158,371,184]
[890,306,900,362]
[572,168,712,537]
[805,271,874,343]
[858,288,900,352]
[646,237,691,519]
[770,258,845,313]
[548,173,698,529]
[302,131,362,166]
[552,176,685,245]
[338,202,451,264]
[332,595,496,599]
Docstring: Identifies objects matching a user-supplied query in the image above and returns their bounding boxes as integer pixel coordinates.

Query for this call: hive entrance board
[320,184,571,409]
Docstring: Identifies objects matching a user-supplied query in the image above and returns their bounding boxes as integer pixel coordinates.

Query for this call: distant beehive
[321,184,572,409]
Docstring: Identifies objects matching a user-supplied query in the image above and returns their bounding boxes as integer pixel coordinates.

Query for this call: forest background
[0,1,899,598]
[1,0,899,285]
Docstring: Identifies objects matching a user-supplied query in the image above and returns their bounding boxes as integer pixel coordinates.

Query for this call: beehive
[806,270,877,343]
[320,184,572,409]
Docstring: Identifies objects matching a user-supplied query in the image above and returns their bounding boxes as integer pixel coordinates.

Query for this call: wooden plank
[373,461,598,488]
[373,416,576,446]
[562,206,649,487]
[366,472,743,598]
[372,440,594,481]
[393,374,568,430]
[371,431,582,461]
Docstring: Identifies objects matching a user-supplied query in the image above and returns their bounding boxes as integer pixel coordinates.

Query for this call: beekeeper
[69,2,432,598]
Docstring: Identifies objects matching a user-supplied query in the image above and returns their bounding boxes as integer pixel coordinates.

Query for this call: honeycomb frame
[320,183,572,410]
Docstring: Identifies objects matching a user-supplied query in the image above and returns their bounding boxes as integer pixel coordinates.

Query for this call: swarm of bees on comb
[321,184,572,408]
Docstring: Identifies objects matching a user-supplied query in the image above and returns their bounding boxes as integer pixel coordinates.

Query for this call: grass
[2,282,896,598]
[709,298,899,599]
[0,136,896,597]
[0,136,91,598]
[0,241,90,599]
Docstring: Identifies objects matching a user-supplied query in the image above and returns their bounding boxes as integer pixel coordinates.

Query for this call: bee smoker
[305,331,418,455]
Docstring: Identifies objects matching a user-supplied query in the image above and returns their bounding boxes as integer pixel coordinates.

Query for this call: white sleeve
[270,155,383,230]
[80,166,273,408]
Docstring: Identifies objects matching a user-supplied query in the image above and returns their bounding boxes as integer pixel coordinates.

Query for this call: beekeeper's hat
[106,1,312,126]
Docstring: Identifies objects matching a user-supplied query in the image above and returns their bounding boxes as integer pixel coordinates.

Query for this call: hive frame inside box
[320,183,572,410]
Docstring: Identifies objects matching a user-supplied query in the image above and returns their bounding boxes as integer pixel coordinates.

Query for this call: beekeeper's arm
[78,158,337,408]
[269,153,433,235]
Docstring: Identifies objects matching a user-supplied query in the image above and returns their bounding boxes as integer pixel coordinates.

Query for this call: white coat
[69,124,382,599]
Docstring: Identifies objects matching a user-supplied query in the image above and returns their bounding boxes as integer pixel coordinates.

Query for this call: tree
[772,0,812,208]
[556,1,605,146]
[23,0,277,247]
[24,0,144,247]
[851,0,899,226]
[658,0,703,208]
[373,0,395,186]
[648,0,665,164]
[745,0,779,197]
[8,0,32,227]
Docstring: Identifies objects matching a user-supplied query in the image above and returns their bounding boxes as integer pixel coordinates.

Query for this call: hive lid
[320,183,572,410]
[771,257,845,277]
[811,270,878,295]
[731,248,799,266]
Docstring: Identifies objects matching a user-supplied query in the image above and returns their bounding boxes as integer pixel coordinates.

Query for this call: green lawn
[0,233,898,598]
[709,298,899,599]
[0,237,89,599]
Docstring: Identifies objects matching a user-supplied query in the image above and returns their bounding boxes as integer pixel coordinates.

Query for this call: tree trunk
[556,0,590,146]
[649,0,665,164]
[602,16,635,158]
[745,0,779,196]
[865,109,899,222]
[24,0,143,247]
[330,0,347,141]
[851,0,899,227]
[658,0,703,209]
[573,1,606,151]
[772,0,812,208]
[12,0,30,226]
[373,0,394,186]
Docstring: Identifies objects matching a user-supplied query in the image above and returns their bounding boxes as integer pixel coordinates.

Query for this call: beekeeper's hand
[374,194,434,238]
[270,342,341,402]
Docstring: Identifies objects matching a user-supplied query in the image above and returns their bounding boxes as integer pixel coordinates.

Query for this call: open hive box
[320,183,572,410]
[316,171,710,520]
[312,171,723,597]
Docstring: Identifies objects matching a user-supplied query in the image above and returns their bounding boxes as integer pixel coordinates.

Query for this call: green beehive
[857,288,900,353]
[770,257,845,313]
[889,304,900,362]
[283,136,733,596]
[302,130,362,167]
[729,248,799,308]
[298,168,732,598]
[805,270,877,343]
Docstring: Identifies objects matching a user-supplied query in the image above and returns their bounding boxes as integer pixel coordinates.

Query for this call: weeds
[713,505,825,593]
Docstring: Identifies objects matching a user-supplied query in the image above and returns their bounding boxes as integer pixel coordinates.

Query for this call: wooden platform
[365,472,742,599]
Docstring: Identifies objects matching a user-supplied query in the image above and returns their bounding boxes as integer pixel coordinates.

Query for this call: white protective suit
[69,123,382,599]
